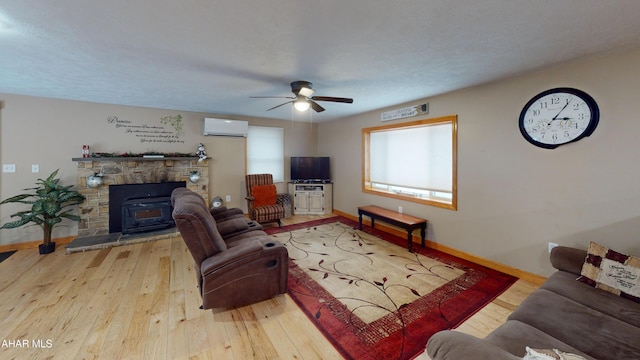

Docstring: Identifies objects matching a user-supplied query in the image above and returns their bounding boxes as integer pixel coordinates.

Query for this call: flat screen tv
[290,157,330,182]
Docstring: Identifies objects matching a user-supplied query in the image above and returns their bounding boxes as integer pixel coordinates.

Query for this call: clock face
[519,88,599,149]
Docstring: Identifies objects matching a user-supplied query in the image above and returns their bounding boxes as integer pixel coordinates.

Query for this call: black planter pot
[39,242,56,255]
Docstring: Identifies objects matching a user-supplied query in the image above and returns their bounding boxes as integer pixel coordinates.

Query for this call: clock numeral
[551,96,561,105]
[532,109,540,116]
[539,102,548,109]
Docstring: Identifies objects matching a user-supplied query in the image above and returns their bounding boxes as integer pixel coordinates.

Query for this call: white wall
[319,47,640,276]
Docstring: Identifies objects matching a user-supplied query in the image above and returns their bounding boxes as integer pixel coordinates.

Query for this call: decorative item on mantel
[85,151,195,159]
[86,172,103,188]
[196,143,208,162]
[82,145,91,158]
[189,170,201,184]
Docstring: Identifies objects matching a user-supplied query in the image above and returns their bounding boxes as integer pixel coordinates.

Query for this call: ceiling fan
[251,81,353,113]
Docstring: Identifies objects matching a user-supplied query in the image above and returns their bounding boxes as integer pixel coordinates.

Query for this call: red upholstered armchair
[245,174,286,227]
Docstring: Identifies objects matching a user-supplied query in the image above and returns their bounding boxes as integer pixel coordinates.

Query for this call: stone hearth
[66,227,181,254]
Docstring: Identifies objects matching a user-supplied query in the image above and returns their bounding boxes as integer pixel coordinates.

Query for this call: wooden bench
[357,205,428,252]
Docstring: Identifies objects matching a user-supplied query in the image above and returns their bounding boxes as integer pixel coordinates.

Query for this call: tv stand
[288,182,333,215]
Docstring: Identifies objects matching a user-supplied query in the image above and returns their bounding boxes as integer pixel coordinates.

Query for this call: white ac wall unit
[203,118,249,137]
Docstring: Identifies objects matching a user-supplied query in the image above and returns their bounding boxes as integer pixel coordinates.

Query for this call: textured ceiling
[1,1,640,122]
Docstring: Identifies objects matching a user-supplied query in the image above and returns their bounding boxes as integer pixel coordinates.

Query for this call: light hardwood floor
[0,215,538,359]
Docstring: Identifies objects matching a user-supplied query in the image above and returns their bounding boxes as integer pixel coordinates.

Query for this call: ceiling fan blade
[250,96,295,99]
[309,100,325,113]
[311,96,353,104]
[267,100,294,111]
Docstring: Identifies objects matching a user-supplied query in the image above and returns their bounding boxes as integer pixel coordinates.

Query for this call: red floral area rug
[265,216,517,360]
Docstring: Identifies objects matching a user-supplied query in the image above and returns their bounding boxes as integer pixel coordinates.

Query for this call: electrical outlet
[226,195,231,202]
[32,164,39,173]
[398,206,403,214]
[2,164,16,173]
[548,242,558,253]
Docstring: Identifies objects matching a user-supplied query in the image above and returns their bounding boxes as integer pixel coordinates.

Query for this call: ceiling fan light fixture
[293,99,310,111]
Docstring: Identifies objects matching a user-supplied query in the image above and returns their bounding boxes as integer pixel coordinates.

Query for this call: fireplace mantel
[72,157,200,162]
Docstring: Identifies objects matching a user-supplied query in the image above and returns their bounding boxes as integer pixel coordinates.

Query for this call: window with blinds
[363,115,457,210]
[246,126,284,182]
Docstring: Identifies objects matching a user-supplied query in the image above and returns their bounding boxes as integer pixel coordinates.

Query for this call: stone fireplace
[73,157,209,238]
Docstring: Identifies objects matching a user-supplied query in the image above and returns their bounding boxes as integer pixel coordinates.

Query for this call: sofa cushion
[484,320,594,359]
[225,229,269,248]
[252,184,277,207]
[427,330,522,360]
[210,206,244,221]
[216,217,250,236]
[541,271,640,329]
[252,204,284,223]
[577,241,640,303]
[507,289,640,360]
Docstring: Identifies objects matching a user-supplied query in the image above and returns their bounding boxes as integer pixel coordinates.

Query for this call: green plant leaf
[0,217,33,229]
[0,193,34,205]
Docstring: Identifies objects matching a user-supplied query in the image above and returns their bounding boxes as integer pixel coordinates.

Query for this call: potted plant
[0,169,86,254]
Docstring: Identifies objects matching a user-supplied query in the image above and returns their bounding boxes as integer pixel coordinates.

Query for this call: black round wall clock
[519,87,599,149]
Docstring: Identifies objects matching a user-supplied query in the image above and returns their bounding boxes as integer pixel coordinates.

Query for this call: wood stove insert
[109,181,186,234]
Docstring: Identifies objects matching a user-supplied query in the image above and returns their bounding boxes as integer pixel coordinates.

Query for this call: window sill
[362,187,457,210]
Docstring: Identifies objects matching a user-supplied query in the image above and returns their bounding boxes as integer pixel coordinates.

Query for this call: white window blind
[246,126,284,182]
[369,123,452,192]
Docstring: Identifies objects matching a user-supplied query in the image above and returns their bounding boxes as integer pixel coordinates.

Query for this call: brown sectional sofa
[171,188,289,309]
[426,246,640,360]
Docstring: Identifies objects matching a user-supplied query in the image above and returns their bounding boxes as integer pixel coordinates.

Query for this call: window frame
[362,115,458,210]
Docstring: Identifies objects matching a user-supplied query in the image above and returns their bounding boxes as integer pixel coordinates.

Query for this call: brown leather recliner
[171,188,288,309]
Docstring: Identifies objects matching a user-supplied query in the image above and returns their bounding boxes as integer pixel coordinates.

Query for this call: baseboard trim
[333,209,546,285]
[0,236,76,253]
